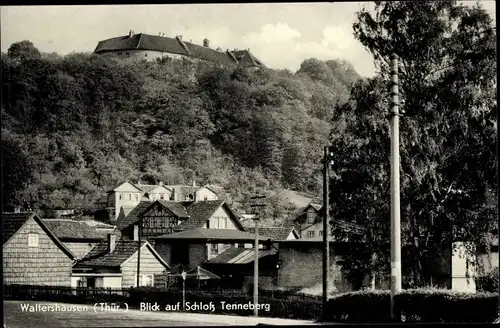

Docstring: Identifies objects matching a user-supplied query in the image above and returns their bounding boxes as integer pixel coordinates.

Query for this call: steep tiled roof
[2,212,76,259]
[247,227,297,241]
[42,219,106,241]
[94,33,264,68]
[177,200,225,229]
[116,201,152,230]
[185,41,238,66]
[2,212,32,243]
[154,228,258,242]
[233,49,266,68]
[95,34,188,56]
[117,200,190,231]
[74,240,169,269]
[207,247,277,264]
[157,200,190,218]
[74,240,145,268]
[136,184,172,194]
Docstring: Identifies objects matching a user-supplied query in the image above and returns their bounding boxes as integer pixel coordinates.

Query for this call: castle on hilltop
[94,30,265,69]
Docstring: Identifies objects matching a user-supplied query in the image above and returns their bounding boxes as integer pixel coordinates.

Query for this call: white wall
[300,222,324,239]
[196,187,218,201]
[204,206,237,230]
[113,50,186,62]
[451,242,477,293]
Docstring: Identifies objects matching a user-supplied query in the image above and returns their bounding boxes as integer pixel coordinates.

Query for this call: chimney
[133,225,139,241]
[203,38,210,48]
[107,233,116,253]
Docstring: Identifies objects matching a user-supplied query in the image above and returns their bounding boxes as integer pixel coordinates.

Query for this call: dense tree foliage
[329,0,497,287]
[1,46,360,220]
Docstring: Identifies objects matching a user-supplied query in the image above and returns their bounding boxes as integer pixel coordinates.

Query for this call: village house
[3,212,76,286]
[118,199,246,243]
[72,234,170,288]
[100,180,219,222]
[153,228,266,269]
[42,219,107,258]
[94,31,265,69]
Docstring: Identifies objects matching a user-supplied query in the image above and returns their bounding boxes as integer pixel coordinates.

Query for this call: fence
[4,284,320,302]
[4,284,323,320]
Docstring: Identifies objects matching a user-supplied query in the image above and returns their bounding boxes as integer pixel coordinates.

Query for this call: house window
[211,243,219,256]
[129,194,132,200]
[308,231,315,238]
[119,194,122,200]
[214,218,219,229]
[223,218,228,229]
[238,243,244,248]
[160,194,165,200]
[28,233,39,247]
[319,231,323,237]
[134,274,154,287]
[117,52,122,56]
[204,196,208,201]
[144,53,148,57]
[135,194,139,201]
[307,211,315,223]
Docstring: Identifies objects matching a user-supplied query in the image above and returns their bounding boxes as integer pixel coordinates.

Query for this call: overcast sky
[0,2,496,77]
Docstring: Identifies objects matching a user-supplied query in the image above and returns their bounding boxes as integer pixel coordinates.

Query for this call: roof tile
[74,240,146,268]
[42,219,106,240]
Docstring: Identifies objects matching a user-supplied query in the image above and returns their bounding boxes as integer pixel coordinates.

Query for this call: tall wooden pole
[250,195,265,317]
[136,216,142,287]
[253,217,259,317]
[322,146,330,318]
[390,54,402,321]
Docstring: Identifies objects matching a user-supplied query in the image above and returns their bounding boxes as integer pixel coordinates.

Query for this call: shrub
[325,290,391,323]
[325,289,498,323]
[476,267,499,293]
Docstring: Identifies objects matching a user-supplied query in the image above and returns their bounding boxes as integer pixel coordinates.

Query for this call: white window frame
[211,243,219,256]
[308,231,315,238]
[134,274,154,287]
[214,218,219,229]
[28,233,39,247]
[319,231,323,237]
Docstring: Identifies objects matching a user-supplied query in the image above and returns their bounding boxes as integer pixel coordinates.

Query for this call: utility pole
[389,53,402,321]
[250,194,266,317]
[322,146,332,319]
[136,216,142,288]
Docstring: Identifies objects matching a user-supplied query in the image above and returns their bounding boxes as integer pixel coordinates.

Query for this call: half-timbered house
[118,200,190,242]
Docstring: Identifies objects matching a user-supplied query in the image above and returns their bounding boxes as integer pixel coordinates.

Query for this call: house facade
[153,228,265,269]
[72,234,170,288]
[118,199,244,243]
[3,212,76,286]
[94,31,265,69]
[105,181,219,222]
[293,202,324,239]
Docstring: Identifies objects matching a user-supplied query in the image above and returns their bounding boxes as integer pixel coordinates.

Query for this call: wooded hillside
[1,43,360,225]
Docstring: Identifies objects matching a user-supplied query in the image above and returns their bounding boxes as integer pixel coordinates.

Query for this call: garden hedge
[325,288,498,323]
